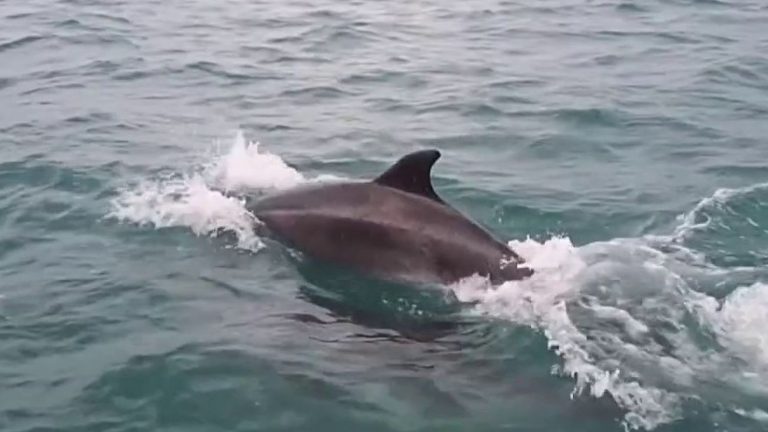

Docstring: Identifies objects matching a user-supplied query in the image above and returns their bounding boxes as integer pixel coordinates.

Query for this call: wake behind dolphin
[246,149,533,285]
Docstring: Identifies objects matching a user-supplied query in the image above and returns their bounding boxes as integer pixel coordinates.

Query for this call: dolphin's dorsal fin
[374,149,444,204]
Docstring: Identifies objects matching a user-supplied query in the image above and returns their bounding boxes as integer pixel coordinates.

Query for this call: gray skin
[247,149,533,285]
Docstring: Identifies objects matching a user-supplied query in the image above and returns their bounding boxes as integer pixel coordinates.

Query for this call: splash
[695,282,768,371]
[108,131,307,250]
[204,130,305,192]
[450,181,768,430]
[109,173,263,250]
[451,237,681,430]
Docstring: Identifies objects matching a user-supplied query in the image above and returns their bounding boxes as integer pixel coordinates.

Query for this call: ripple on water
[76,342,390,430]
[0,35,48,53]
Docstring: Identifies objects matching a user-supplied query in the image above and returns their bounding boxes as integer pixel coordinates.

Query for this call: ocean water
[2,0,768,431]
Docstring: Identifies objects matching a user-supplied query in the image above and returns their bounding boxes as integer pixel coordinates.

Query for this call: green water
[2,1,768,431]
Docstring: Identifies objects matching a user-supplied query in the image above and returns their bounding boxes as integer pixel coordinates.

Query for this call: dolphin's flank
[247,149,533,285]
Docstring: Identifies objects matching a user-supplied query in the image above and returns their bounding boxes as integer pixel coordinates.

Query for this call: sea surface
[2,1,768,431]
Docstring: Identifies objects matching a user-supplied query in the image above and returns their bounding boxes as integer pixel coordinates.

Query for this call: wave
[0,34,47,53]
[672,181,768,241]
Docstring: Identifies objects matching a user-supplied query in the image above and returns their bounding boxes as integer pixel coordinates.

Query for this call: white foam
[108,131,312,251]
[734,408,768,423]
[457,227,768,429]
[588,303,649,340]
[205,130,305,192]
[451,236,681,430]
[109,173,263,250]
[673,182,768,241]
[695,282,768,372]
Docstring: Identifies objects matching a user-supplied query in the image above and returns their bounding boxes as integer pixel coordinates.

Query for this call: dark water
[2,1,768,431]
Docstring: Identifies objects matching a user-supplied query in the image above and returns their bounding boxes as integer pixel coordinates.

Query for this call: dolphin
[247,149,533,285]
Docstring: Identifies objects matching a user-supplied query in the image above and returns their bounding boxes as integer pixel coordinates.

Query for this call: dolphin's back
[251,182,528,284]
